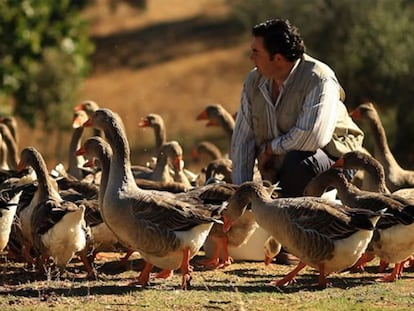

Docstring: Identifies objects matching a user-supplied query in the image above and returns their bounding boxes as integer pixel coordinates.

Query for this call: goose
[350,102,414,192]
[196,104,235,141]
[138,113,167,153]
[17,147,93,277]
[74,100,103,138]
[83,108,224,289]
[0,186,25,252]
[304,168,414,282]
[264,236,282,265]
[0,116,19,147]
[133,141,189,185]
[65,109,95,180]
[223,181,384,288]
[0,123,19,170]
[77,137,136,264]
[332,150,414,200]
[190,141,223,164]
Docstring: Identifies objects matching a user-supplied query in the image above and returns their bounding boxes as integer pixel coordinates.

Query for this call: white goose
[223,181,384,288]
[17,147,92,276]
[83,108,223,289]
[0,187,23,252]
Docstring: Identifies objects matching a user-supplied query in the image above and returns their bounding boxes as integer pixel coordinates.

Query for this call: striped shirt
[231,65,341,184]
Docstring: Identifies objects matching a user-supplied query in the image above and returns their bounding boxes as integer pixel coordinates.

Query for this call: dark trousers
[271,149,336,198]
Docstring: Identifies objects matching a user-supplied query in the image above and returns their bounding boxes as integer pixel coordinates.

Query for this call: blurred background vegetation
[1,0,414,166]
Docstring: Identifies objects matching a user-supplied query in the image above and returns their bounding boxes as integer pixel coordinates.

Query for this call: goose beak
[196,110,208,120]
[264,256,273,266]
[74,104,84,112]
[138,118,150,127]
[331,158,344,168]
[17,161,25,172]
[76,146,86,156]
[349,109,361,119]
[206,119,219,127]
[83,158,95,168]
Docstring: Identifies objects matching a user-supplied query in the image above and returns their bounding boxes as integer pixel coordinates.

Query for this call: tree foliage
[0,0,94,129]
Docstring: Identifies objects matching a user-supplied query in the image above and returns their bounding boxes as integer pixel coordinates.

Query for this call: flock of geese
[0,101,414,290]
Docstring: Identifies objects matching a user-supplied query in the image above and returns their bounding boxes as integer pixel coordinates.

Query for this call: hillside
[18,0,251,171]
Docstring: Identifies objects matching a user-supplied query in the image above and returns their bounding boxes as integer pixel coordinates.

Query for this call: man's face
[249,36,277,78]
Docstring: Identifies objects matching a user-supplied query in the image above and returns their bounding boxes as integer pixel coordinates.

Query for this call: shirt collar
[257,58,301,90]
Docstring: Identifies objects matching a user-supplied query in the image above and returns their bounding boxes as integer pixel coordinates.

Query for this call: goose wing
[131,192,223,231]
[284,197,377,240]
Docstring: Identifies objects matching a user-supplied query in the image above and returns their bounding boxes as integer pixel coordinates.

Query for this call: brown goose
[0,123,19,170]
[350,102,414,192]
[304,168,414,282]
[196,104,235,141]
[223,181,383,288]
[17,147,93,277]
[83,108,224,289]
[190,141,223,163]
[332,150,414,200]
[138,113,167,153]
[74,100,103,138]
[77,137,136,264]
[264,236,282,265]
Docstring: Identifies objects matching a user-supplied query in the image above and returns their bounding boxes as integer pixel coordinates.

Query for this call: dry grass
[1,253,414,310]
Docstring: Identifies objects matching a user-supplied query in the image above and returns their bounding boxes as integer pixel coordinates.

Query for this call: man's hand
[257,143,274,171]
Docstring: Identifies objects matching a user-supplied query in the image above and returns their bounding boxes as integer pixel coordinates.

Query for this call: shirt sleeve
[230,84,257,184]
[270,78,340,154]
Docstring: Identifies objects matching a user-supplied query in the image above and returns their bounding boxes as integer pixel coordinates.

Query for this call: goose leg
[217,236,233,269]
[378,259,389,273]
[317,264,330,289]
[350,252,375,272]
[180,247,192,290]
[155,269,174,279]
[197,238,221,268]
[78,249,97,279]
[377,262,402,282]
[129,261,153,287]
[270,261,306,287]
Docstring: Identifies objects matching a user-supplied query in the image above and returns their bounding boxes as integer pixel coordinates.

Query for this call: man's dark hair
[252,19,305,61]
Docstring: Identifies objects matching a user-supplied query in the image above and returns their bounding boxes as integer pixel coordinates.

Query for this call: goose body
[224,181,383,287]
[304,167,414,281]
[350,102,414,192]
[18,147,91,273]
[84,108,223,288]
[0,189,22,251]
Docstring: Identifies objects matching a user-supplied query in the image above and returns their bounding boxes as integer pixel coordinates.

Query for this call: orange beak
[74,104,84,112]
[83,158,95,168]
[349,109,361,119]
[76,146,86,156]
[196,110,209,120]
[206,119,220,127]
[190,149,200,160]
[172,156,183,171]
[138,118,150,127]
[17,161,25,172]
[331,158,344,168]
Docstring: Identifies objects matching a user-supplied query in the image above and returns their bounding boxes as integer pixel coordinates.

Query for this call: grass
[1,253,414,310]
